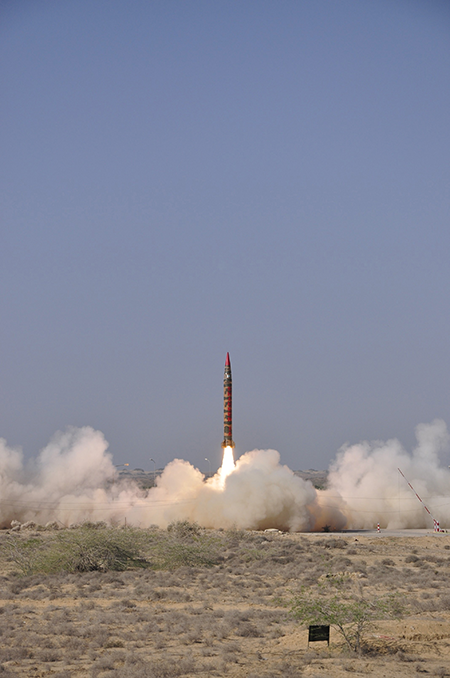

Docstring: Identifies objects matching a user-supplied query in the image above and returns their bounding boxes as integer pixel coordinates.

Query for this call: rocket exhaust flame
[217,445,235,487]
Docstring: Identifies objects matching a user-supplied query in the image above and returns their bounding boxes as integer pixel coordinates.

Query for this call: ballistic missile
[222,352,235,449]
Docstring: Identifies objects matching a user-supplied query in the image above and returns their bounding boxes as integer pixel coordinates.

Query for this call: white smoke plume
[322,419,450,530]
[0,427,117,528]
[1,420,450,531]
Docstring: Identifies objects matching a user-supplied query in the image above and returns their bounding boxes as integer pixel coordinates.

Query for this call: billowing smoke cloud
[1,420,450,531]
[0,427,117,528]
[322,419,450,530]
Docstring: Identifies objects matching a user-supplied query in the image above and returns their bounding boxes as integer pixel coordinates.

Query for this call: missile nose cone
[225,352,230,367]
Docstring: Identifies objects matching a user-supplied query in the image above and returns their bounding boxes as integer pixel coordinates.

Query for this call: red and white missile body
[222,352,235,449]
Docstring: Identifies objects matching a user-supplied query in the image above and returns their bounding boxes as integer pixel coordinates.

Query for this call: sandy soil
[0,529,449,677]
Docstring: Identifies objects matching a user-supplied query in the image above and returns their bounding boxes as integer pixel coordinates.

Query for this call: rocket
[222,352,235,449]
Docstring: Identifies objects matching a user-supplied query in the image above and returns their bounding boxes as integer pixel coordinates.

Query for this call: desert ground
[0,523,449,677]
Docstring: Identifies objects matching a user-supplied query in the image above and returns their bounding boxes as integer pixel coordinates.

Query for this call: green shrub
[5,528,149,575]
[153,534,220,569]
[5,525,221,575]
[289,574,404,654]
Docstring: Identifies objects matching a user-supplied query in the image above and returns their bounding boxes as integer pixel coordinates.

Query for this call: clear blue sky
[1,0,450,473]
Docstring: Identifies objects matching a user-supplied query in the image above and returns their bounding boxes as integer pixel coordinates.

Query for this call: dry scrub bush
[5,528,149,574]
[152,537,220,569]
[0,666,19,678]
[103,656,197,678]
[167,520,202,538]
[5,522,221,575]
